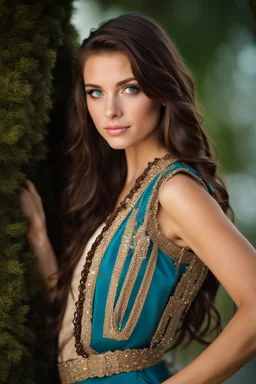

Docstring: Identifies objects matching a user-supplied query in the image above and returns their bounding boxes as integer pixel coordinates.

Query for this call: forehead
[83,52,133,83]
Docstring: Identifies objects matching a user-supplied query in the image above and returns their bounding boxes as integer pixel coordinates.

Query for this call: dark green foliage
[0,1,78,382]
[249,0,256,36]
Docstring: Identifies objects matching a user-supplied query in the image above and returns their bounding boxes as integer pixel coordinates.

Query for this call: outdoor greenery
[0,1,78,382]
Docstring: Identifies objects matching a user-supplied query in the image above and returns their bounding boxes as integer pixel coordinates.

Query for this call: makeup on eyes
[84,84,140,98]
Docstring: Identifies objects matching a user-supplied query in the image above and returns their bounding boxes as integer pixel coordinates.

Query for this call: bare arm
[27,228,59,303]
[162,304,256,384]
[19,179,59,303]
[159,173,256,384]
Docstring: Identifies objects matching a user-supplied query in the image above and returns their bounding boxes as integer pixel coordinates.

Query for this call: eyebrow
[84,77,137,88]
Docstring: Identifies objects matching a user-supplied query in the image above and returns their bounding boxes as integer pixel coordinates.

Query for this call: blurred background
[70,0,256,382]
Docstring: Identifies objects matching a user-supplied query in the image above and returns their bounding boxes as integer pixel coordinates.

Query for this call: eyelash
[85,85,140,98]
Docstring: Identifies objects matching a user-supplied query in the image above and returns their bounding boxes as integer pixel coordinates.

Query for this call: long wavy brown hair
[49,12,235,362]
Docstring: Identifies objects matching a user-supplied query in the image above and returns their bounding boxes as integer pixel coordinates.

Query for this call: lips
[105,125,130,130]
[105,126,130,136]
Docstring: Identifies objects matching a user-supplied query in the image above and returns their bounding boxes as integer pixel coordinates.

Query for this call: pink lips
[105,125,130,136]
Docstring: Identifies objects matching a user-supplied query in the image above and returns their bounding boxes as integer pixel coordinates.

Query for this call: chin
[103,134,131,148]
[107,142,130,150]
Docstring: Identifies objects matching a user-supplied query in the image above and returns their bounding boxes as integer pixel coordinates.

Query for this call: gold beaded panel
[80,156,178,354]
[80,158,215,353]
[58,159,216,383]
[146,161,216,348]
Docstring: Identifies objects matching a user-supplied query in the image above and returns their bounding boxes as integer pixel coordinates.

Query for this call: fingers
[24,179,36,192]
[21,180,46,220]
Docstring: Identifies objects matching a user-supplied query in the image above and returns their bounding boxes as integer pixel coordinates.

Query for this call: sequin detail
[58,157,215,383]
[75,154,177,357]
[103,190,157,340]
[58,346,163,384]
[146,164,215,347]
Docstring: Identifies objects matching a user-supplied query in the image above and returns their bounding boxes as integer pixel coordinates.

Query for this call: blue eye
[124,86,139,93]
[85,84,140,98]
[86,89,102,98]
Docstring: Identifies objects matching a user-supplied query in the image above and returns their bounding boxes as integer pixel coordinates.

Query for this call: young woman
[19,12,256,384]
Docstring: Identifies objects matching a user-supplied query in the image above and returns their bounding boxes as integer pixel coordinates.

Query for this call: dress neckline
[77,154,180,355]
[112,153,177,214]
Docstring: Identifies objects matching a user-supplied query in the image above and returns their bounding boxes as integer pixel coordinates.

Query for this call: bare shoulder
[158,172,256,309]
[158,171,224,245]
[159,172,220,220]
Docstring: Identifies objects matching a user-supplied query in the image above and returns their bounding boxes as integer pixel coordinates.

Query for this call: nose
[104,95,122,119]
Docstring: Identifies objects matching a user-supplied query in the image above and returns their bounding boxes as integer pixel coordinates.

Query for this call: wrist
[27,224,49,246]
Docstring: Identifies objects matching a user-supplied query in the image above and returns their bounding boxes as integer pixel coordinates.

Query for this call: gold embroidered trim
[105,244,158,340]
[81,161,213,352]
[151,255,208,347]
[112,218,151,332]
[60,160,215,382]
[58,345,164,384]
[80,156,178,354]
[145,165,213,347]
[103,207,140,339]
[104,185,159,340]
[146,166,212,261]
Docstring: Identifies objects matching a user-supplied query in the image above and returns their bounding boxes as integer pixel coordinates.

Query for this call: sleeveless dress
[57,156,215,384]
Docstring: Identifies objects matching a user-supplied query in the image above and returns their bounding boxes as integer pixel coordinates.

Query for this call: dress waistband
[58,347,164,384]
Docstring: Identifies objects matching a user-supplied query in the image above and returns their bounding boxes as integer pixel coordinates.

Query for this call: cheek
[86,99,95,116]
[133,98,161,122]
[86,99,100,124]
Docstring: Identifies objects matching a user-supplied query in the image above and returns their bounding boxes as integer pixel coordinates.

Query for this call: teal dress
[58,157,215,384]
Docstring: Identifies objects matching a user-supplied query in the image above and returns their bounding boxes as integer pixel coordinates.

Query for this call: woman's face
[83,52,163,150]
